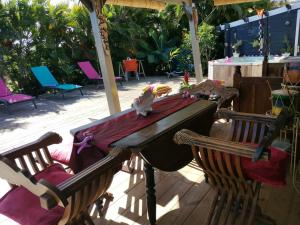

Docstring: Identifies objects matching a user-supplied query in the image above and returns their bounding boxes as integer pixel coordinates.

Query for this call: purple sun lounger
[0,78,36,113]
[78,61,123,87]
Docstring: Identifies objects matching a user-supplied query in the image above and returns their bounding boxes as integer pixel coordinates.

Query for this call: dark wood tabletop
[112,99,217,172]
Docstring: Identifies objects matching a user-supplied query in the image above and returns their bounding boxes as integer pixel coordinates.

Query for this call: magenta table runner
[69,95,197,172]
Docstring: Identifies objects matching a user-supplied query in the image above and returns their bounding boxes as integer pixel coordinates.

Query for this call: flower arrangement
[142,84,172,97]
[132,84,172,116]
[132,89,155,116]
[180,71,192,90]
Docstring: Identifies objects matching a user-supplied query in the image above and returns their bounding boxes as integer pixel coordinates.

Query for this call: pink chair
[78,61,123,86]
[0,78,36,113]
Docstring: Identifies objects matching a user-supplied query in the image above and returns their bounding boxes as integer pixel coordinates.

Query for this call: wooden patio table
[71,99,217,225]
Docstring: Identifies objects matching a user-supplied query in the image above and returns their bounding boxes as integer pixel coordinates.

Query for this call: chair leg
[121,153,135,173]
[135,72,139,81]
[82,212,96,225]
[5,103,11,114]
[95,192,114,217]
[250,204,275,225]
[32,99,37,109]
[79,88,83,96]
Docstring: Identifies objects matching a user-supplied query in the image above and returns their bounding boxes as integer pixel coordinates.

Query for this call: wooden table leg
[144,161,156,225]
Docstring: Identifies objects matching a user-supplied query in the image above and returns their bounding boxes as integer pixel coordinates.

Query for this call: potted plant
[232,40,242,57]
[251,39,260,50]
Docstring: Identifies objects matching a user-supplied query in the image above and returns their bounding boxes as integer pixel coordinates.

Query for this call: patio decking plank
[261,176,300,225]
[157,177,211,225]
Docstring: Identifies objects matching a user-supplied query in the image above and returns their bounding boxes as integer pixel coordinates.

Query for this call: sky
[51,0,79,6]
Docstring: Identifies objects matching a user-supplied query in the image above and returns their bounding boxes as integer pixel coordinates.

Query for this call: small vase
[233,52,239,57]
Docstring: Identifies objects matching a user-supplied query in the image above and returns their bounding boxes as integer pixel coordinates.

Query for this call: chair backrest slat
[234,120,243,142]
[78,61,101,80]
[16,156,28,171]
[35,150,48,170]
[242,121,250,142]
[31,66,59,87]
[259,124,266,143]
[27,153,39,174]
[0,79,12,97]
[251,122,258,143]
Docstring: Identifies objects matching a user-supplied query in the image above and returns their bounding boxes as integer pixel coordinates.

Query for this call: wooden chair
[233,68,282,114]
[0,132,131,225]
[174,109,289,225]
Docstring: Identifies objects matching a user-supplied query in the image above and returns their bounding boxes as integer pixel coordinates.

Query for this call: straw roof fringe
[81,0,193,11]
[214,0,259,6]
[156,0,192,5]
[106,0,166,10]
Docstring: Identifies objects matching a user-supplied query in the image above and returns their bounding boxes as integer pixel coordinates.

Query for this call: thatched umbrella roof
[81,0,192,12]
[81,0,260,11]
[214,0,258,6]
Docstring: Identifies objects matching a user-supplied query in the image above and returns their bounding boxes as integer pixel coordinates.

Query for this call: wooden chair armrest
[217,108,277,124]
[0,156,67,209]
[174,129,269,160]
[1,132,62,160]
[40,147,131,210]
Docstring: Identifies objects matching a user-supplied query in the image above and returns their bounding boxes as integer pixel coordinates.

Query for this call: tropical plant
[0,0,94,94]
[251,39,260,49]
[281,35,293,55]
[176,23,217,75]
[0,0,282,93]
[199,23,217,62]
[103,4,185,74]
[136,28,180,71]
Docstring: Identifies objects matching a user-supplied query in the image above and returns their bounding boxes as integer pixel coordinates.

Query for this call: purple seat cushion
[0,164,72,225]
[0,94,33,104]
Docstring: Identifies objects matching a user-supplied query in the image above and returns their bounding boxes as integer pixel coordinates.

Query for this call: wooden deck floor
[86,154,300,225]
[0,154,299,225]
[0,77,300,225]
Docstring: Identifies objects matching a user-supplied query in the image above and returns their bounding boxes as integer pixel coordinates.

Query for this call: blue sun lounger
[31,66,83,98]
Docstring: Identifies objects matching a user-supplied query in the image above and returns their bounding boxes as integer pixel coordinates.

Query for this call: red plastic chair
[122,59,139,81]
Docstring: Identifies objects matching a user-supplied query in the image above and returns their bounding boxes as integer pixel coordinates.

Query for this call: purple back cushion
[242,146,290,186]
[0,79,12,97]
[0,163,72,225]
[78,61,101,80]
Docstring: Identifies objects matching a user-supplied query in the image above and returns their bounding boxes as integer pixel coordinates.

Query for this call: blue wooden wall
[228,10,297,56]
